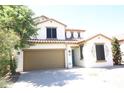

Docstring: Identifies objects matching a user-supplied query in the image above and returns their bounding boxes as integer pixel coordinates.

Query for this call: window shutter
[80,45,84,59]
[47,28,51,38]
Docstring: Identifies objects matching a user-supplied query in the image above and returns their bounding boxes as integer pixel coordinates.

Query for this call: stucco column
[67,47,73,68]
[16,50,23,72]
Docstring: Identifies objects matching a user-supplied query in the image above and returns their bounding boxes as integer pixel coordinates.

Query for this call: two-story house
[17,15,113,71]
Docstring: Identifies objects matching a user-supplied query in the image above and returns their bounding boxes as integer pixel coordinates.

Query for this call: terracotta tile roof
[115,34,124,43]
[28,34,111,45]
[119,40,124,44]
[65,29,85,32]
[28,39,81,44]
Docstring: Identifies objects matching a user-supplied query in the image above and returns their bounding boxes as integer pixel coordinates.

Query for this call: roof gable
[33,15,49,20]
[78,34,112,45]
[85,34,112,42]
[38,18,67,27]
[34,15,50,25]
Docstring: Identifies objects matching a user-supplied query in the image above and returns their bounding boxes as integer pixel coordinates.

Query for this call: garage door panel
[24,49,65,71]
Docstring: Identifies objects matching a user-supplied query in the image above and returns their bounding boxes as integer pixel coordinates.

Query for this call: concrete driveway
[11,66,124,92]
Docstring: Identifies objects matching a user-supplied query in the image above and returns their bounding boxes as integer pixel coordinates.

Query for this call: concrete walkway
[11,65,124,92]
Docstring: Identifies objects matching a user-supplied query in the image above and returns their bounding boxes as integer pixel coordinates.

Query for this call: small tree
[0,5,38,76]
[0,30,19,76]
[0,5,38,48]
[111,37,122,65]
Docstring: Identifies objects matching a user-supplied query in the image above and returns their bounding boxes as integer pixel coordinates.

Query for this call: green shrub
[111,37,122,65]
[0,59,10,78]
[10,58,17,75]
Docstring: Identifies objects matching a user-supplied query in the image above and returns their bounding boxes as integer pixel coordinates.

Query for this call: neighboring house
[17,15,113,71]
[116,34,124,62]
[119,40,124,62]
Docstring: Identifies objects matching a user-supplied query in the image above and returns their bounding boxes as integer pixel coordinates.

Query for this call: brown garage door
[23,49,65,71]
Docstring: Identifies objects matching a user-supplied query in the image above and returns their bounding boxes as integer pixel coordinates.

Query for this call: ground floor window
[95,44,105,61]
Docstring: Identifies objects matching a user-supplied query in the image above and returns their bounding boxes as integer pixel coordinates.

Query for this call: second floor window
[47,27,57,38]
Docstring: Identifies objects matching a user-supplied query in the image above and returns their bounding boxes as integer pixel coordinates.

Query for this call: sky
[27,5,124,38]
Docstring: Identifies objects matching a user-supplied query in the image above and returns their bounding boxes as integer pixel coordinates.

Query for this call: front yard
[10,65,124,90]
